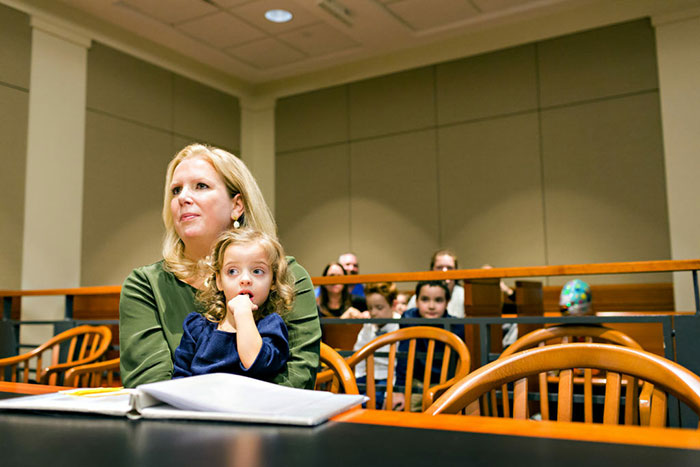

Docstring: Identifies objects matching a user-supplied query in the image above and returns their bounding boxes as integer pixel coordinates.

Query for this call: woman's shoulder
[123,260,167,283]
[285,256,308,277]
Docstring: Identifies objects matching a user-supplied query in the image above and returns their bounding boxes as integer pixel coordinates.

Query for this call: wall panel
[436,44,538,124]
[0,3,31,89]
[0,86,28,288]
[276,85,348,153]
[538,20,658,107]
[541,92,670,284]
[438,112,546,270]
[349,67,435,140]
[81,111,172,286]
[0,4,30,289]
[350,130,440,275]
[86,43,172,130]
[276,144,351,275]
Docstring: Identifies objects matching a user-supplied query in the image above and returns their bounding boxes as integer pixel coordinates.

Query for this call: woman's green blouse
[119,258,321,388]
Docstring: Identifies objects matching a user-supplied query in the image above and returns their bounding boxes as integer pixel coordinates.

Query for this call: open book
[0,373,367,426]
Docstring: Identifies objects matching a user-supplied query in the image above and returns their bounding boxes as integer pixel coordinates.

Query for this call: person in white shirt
[353,282,401,409]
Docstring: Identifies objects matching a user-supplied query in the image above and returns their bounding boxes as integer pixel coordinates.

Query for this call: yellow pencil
[62,387,126,397]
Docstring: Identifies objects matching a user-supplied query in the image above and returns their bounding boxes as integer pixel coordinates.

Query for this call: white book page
[0,388,134,416]
[136,373,366,424]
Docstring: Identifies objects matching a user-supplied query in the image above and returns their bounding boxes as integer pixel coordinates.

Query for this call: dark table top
[1,391,700,467]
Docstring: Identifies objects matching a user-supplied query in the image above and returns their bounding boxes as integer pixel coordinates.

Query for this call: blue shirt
[395,307,465,387]
[173,311,289,381]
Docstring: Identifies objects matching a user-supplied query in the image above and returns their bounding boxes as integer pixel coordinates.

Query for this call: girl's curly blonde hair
[196,229,294,323]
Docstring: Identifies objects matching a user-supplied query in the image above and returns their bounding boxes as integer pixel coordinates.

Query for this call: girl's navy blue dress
[173,311,289,381]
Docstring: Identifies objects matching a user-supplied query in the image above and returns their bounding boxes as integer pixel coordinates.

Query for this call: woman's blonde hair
[162,143,277,280]
[197,229,294,322]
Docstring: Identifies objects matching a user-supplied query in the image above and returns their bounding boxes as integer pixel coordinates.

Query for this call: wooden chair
[492,325,644,423]
[64,357,121,388]
[341,326,470,411]
[315,342,359,395]
[0,325,112,385]
[427,343,700,428]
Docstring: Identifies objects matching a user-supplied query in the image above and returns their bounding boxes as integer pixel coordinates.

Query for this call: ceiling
[52,0,589,85]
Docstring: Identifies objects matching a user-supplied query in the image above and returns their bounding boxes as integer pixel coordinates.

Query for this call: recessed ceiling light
[264,9,293,23]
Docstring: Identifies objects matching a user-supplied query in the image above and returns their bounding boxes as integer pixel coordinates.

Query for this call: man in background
[339,252,365,297]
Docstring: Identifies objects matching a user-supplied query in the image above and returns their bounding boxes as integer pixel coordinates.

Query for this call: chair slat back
[64,358,121,388]
[314,343,359,395]
[427,343,700,429]
[345,326,470,412]
[0,325,112,385]
[490,325,645,423]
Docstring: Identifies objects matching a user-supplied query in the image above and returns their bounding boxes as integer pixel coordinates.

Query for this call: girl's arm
[226,294,263,368]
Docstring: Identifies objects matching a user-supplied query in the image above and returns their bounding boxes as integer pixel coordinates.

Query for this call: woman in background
[317,262,367,319]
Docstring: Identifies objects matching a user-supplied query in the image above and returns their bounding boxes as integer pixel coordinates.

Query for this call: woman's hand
[340,307,370,319]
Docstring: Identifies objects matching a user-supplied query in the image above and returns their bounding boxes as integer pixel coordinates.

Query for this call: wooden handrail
[0,285,121,297]
[0,260,697,294]
[311,259,700,286]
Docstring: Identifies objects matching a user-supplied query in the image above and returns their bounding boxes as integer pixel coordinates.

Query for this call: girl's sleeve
[271,258,322,389]
[172,313,204,378]
[239,313,290,378]
[119,267,174,388]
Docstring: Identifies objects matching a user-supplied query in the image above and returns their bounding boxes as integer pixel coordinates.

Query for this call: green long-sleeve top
[119,258,321,389]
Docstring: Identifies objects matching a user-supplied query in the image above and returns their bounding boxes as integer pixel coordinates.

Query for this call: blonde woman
[119,144,321,388]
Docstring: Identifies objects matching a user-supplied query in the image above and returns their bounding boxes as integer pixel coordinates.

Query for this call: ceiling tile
[120,0,216,25]
[471,0,541,13]
[229,0,318,34]
[212,0,250,7]
[226,37,305,70]
[385,0,479,31]
[278,22,359,57]
[176,11,265,48]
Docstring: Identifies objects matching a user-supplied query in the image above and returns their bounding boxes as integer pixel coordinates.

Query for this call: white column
[240,96,277,215]
[21,17,90,342]
[654,9,700,311]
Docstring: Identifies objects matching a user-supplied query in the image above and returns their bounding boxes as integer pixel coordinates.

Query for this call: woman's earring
[233,217,240,229]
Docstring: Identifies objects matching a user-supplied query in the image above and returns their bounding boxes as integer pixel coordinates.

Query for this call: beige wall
[2,1,693,301]
[276,19,672,285]
[655,12,700,311]
[0,4,30,289]
[80,43,241,286]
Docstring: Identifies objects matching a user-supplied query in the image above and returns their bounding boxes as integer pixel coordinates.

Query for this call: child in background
[393,291,410,315]
[353,282,401,409]
[173,229,294,381]
[559,279,593,315]
[392,280,465,411]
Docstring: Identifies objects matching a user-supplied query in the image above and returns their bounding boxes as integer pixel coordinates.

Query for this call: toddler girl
[173,229,294,381]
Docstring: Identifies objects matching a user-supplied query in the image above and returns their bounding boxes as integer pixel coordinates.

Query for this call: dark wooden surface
[1,390,700,467]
